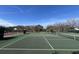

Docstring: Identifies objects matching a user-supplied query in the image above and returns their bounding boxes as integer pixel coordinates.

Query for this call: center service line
[42,35,54,49]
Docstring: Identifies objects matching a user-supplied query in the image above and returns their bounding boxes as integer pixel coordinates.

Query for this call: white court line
[50,39,73,40]
[42,36,54,49]
[0,48,52,50]
[0,48,79,51]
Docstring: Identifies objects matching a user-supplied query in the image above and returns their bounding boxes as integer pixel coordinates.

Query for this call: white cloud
[0,19,16,27]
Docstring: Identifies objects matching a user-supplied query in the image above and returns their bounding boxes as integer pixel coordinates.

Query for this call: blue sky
[0,5,79,27]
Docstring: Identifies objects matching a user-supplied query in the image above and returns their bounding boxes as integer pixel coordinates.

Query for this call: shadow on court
[72,51,79,54]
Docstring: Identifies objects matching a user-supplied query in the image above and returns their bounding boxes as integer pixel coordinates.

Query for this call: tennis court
[0,32,79,54]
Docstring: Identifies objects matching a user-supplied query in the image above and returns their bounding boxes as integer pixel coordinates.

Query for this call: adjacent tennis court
[0,32,79,54]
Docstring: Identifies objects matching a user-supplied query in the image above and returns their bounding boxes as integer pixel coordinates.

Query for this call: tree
[65,18,79,32]
[30,26,35,32]
[34,25,44,32]
[46,18,79,32]
[5,27,14,32]
[46,25,55,32]
[66,18,77,28]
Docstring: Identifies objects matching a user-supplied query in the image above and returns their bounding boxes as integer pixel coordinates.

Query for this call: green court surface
[0,32,79,54]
